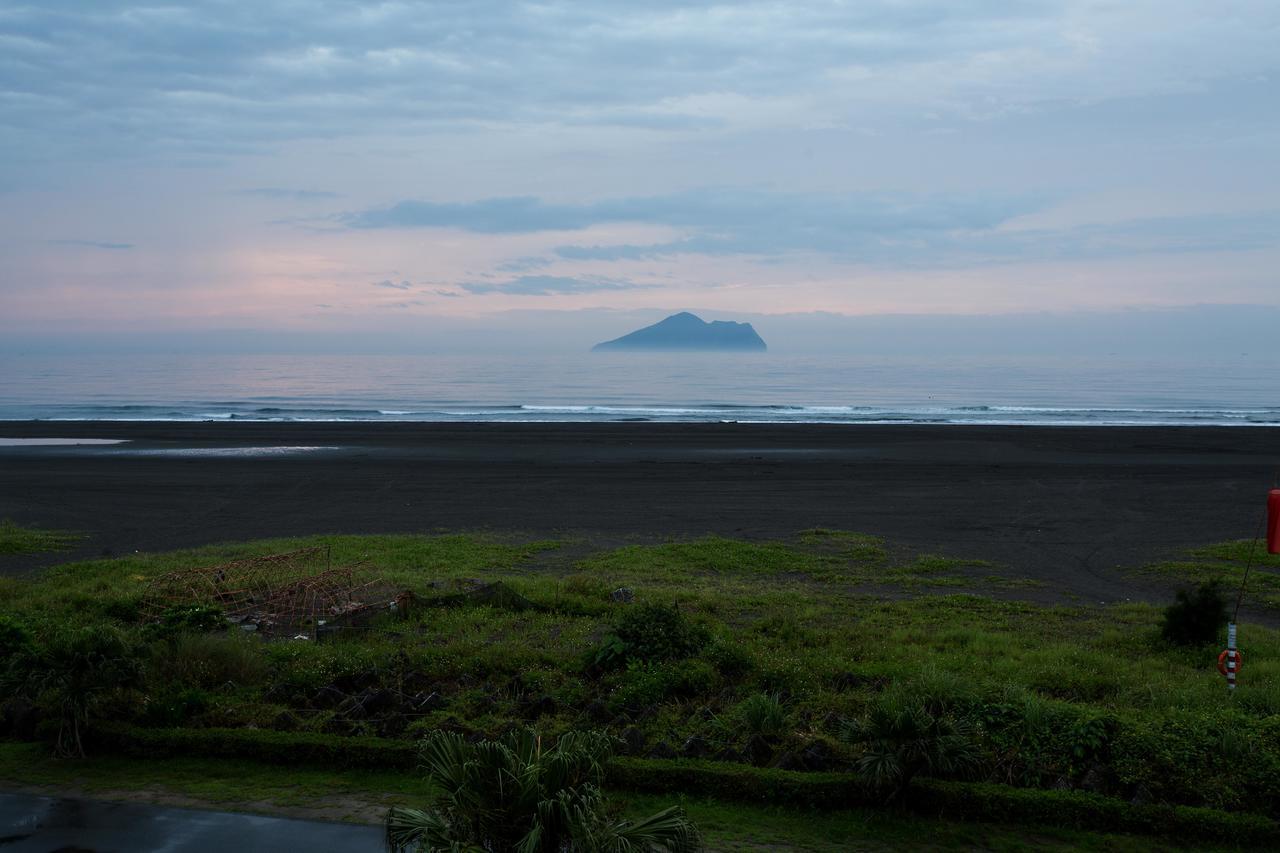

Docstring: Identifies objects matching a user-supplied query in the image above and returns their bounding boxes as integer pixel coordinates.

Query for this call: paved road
[0,792,382,853]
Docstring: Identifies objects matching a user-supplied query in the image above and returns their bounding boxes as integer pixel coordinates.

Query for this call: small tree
[1161,582,1228,646]
[386,728,702,852]
[842,699,983,801]
[20,625,142,757]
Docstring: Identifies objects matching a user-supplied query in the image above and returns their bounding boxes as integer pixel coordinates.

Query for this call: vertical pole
[1227,622,1238,691]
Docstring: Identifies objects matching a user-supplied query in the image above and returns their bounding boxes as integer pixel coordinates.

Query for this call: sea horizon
[3,352,1278,427]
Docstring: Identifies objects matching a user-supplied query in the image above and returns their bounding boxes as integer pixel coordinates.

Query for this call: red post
[1269,489,1280,555]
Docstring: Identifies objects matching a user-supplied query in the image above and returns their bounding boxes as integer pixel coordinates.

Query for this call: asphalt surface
[0,792,381,853]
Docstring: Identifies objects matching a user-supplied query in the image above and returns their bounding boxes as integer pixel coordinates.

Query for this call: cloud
[3,2,1276,166]
[458,275,653,296]
[372,279,412,290]
[347,188,1046,261]
[239,187,339,200]
[348,189,1280,267]
[52,239,134,250]
[554,208,1280,265]
[495,256,554,273]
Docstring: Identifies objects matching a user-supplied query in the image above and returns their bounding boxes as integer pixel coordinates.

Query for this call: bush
[1161,582,1228,646]
[1111,712,1280,816]
[0,615,33,664]
[592,603,709,671]
[22,625,143,757]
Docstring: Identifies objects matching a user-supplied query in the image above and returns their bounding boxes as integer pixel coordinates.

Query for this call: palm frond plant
[841,698,984,802]
[17,624,142,757]
[386,728,702,853]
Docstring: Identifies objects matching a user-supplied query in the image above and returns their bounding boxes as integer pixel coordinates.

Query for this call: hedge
[912,780,1280,847]
[88,724,1280,846]
[93,722,419,770]
[608,757,863,809]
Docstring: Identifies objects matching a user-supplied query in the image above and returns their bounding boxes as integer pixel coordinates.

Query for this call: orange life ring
[1217,649,1243,676]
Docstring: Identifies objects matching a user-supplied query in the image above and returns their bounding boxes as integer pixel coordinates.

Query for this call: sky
[1,1,1278,353]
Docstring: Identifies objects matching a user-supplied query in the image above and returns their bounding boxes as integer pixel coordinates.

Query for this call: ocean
[1,353,1278,426]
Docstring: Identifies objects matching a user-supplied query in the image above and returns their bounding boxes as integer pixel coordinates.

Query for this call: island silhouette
[591,312,767,351]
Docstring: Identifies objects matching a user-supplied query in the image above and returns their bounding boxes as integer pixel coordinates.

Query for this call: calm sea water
[1,353,1278,426]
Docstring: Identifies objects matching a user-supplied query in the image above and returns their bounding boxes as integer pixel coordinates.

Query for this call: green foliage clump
[0,615,33,661]
[701,637,755,678]
[141,686,212,727]
[612,660,717,712]
[593,602,709,671]
[385,728,702,852]
[615,602,709,662]
[149,633,268,689]
[19,625,143,757]
[144,604,228,640]
[734,693,789,737]
[1111,712,1280,815]
[842,697,983,801]
[1161,582,1228,646]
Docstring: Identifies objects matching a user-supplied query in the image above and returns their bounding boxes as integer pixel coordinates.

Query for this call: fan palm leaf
[386,728,701,852]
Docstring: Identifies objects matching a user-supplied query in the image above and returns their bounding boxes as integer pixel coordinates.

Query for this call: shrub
[615,602,708,662]
[0,615,33,664]
[1161,582,1228,646]
[21,625,143,757]
[592,602,709,671]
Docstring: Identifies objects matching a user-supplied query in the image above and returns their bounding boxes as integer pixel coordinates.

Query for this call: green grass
[0,519,81,555]
[0,743,1211,851]
[5,531,1280,837]
[1143,539,1280,610]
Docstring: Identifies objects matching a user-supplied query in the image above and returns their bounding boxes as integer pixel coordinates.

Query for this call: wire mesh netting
[141,547,404,637]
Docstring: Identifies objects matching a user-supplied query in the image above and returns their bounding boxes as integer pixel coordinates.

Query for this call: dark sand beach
[2,421,1277,606]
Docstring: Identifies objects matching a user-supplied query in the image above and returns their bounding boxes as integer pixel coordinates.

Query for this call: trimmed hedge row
[89,724,1280,846]
[913,780,1280,847]
[93,723,419,770]
[608,757,861,809]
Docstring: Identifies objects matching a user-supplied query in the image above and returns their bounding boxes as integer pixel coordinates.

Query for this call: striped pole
[1227,622,1238,691]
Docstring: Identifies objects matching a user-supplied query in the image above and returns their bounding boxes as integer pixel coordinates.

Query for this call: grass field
[0,519,80,555]
[2,530,1278,845]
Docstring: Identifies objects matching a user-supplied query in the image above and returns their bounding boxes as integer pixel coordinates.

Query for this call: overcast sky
[1,1,1277,349]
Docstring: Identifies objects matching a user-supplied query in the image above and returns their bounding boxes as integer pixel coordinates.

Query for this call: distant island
[591,312,767,352]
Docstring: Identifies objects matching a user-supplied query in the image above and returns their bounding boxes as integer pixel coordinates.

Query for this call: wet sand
[1,421,1277,605]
